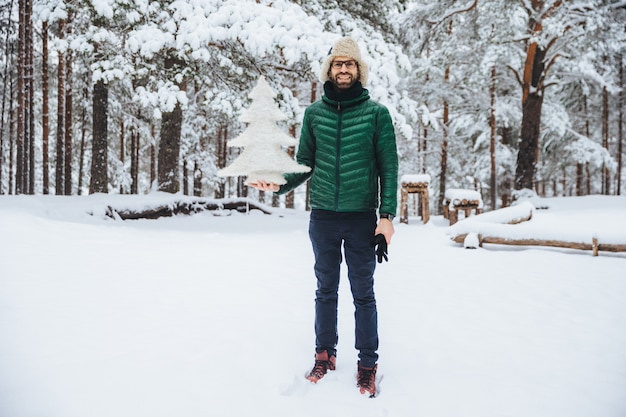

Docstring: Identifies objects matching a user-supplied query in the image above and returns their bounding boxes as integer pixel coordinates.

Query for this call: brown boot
[305,350,336,383]
[356,362,378,397]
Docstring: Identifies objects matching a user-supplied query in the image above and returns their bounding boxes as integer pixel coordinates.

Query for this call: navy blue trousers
[308,209,379,368]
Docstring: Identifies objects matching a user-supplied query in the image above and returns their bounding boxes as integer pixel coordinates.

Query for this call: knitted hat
[319,37,369,86]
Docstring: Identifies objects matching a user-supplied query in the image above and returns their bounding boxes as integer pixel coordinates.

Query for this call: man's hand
[374,217,395,245]
[248,180,280,192]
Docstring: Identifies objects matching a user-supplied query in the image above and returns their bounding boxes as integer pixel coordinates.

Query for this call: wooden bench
[400,174,430,224]
[443,189,483,225]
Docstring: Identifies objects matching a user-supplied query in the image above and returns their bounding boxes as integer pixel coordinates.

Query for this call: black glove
[373,234,388,263]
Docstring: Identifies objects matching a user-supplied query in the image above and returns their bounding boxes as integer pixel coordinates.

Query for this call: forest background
[2,0,625,213]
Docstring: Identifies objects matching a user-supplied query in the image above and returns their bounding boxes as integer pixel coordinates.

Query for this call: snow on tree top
[248,75,276,99]
[240,75,287,123]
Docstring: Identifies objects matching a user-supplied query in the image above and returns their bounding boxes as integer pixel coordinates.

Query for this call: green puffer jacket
[278,89,398,215]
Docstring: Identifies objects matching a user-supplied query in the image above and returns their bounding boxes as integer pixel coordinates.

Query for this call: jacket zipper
[334,103,343,210]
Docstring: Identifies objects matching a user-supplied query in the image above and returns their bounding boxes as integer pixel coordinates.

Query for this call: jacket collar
[322,81,370,110]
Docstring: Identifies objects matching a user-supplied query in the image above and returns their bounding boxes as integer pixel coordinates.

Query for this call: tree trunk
[420,74,429,174]
[157,101,182,193]
[421,124,428,171]
[131,128,139,194]
[438,65,450,215]
[55,19,65,195]
[16,0,34,194]
[25,0,34,194]
[8,78,15,194]
[119,120,125,194]
[602,86,610,195]
[0,2,14,194]
[183,158,189,195]
[514,6,551,191]
[576,163,584,196]
[237,176,247,198]
[285,124,297,208]
[489,65,497,210]
[193,160,202,196]
[585,162,591,194]
[26,0,34,194]
[157,53,185,194]
[64,32,73,195]
[618,58,623,195]
[150,124,156,188]
[577,95,591,196]
[78,89,86,195]
[437,22,453,214]
[215,125,227,198]
[16,0,25,194]
[515,91,543,190]
[90,78,108,193]
[42,20,50,194]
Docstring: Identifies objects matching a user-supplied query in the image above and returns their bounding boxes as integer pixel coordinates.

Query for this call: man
[249,36,398,397]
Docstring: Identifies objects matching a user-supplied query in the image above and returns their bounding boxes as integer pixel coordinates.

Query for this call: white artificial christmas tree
[217,76,310,185]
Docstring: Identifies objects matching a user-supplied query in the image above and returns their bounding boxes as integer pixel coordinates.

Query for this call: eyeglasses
[331,60,357,70]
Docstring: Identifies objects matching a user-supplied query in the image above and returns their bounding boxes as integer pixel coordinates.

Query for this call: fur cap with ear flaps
[319,37,369,86]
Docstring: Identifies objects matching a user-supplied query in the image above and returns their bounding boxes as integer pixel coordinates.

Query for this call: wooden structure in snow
[399,174,430,224]
[443,188,483,225]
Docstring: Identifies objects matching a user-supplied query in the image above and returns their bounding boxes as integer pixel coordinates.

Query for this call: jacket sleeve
[276,109,315,195]
[375,106,398,215]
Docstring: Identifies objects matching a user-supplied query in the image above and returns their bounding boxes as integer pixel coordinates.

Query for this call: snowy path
[1,195,625,417]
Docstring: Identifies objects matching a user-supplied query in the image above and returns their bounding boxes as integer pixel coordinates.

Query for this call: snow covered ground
[1,193,625,417]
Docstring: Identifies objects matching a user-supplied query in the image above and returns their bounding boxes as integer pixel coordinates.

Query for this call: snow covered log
[449,201,626,256]
[448,201,534,243]
[105,198,273,220]
[451,201,534,229]
[467,236,626,257]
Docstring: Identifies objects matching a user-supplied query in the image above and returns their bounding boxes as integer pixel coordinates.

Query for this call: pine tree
[218,76,310,185]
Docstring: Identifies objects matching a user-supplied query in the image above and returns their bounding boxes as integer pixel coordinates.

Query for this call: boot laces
[357,366,376,392]
[309,359,329,379]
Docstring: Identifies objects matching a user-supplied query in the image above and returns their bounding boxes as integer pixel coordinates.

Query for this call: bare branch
[610,0,626,9]
[541,0,563,20]
[427,0,478,25]
[506,64,523,88]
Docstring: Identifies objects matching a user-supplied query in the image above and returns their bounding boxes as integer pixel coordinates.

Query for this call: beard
[331,72,358,90]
